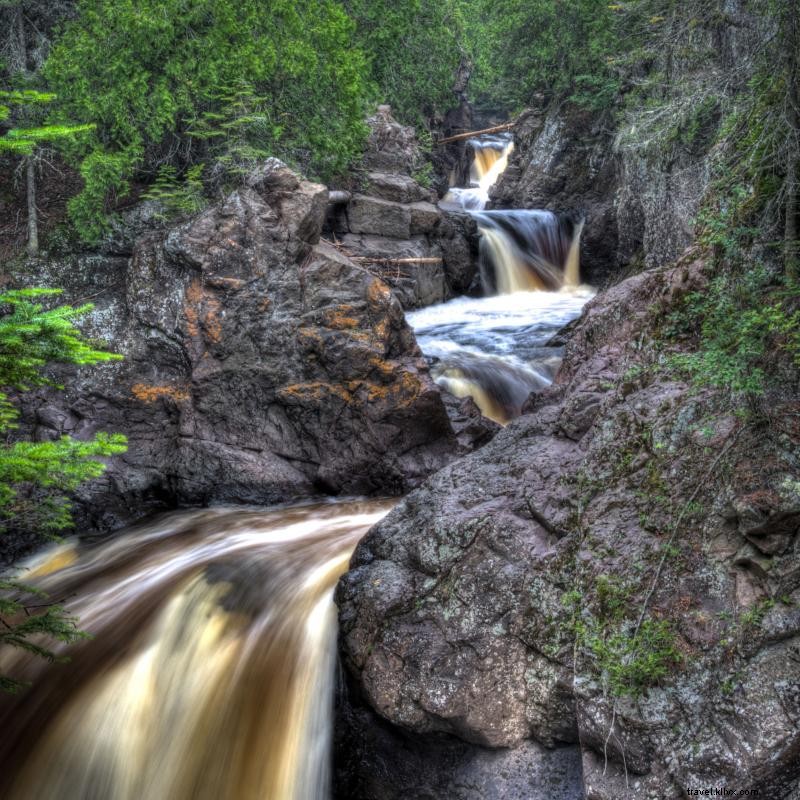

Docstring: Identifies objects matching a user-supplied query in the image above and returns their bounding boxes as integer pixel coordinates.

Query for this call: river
[0,133,592,799]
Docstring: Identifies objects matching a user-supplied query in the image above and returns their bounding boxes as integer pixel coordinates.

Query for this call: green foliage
[564,575,682,698]
[667,255,800,397]
[0,288,126,691]
[43,0,371,241]
[142,164,206,222]
[462,0,620,112]
[0,89,94,156]
[0,289,121,388]
[0,576,90,694]
[346,0,465,125]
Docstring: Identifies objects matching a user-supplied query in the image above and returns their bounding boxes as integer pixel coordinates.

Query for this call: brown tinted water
[0,500,394,800]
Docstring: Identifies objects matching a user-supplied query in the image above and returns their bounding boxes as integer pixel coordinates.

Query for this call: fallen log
[350,256,443,265]
[436,122,515,145]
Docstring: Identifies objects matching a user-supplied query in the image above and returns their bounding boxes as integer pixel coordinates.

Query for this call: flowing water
[442,133,514,212]
[417,134,593,424]
[0,500,393,800]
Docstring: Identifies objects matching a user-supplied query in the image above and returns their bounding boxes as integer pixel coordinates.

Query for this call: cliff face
[8,159,492,543]
[489,0,764,287]
[336,254,800,798]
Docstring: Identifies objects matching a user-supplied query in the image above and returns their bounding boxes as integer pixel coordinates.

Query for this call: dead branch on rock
[523,494,570,538]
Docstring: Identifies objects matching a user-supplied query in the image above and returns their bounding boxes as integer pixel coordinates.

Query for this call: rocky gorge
[0,5,798,796]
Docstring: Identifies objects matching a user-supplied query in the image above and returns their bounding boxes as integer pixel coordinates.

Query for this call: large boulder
[14,161,479,537]
[336,255,800,798]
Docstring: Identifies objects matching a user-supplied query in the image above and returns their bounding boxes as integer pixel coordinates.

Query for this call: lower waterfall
[0,501,393,800]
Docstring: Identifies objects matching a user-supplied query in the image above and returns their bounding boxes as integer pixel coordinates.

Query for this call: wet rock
[335,681,584,800]
[12,164,479,535]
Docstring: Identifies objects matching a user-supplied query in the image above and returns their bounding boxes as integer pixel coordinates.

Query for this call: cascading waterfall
[417,133,592,424]
[0,501,393,800]
[443,134,514,211]
[477,210,584,295]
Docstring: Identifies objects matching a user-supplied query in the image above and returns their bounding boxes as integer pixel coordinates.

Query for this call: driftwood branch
[350,257,442,265]
[436,122,515,145]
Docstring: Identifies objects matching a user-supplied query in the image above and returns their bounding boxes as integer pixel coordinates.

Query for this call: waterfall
[0,501,393,800]
[443,135,514,211]
[476,210,583,295]
[419,130,592,423]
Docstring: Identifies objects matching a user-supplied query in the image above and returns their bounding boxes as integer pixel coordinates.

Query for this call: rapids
[417,132,593,424]
[408,288,592,423]
[0,501,393,800]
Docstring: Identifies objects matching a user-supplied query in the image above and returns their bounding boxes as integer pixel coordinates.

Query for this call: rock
[437,212,480,295]
[348,195,412,239]
[335,681,584,800]
[365,172,434,204]
[363,105,423,175]
[338,233,447,309]
[336,256,800,798]
[324,106,477,311]
[408,201,441,235]
[11,164,482,536]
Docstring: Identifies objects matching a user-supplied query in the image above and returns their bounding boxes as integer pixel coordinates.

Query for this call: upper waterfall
[442,134,514,212]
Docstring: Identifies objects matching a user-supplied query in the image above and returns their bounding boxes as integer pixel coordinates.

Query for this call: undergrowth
[563,576,682,699]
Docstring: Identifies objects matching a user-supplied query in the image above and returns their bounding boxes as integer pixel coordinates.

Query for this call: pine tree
[0,288,126,692]
[0,90,94,256]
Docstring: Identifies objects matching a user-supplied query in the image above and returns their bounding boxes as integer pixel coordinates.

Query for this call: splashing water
[408,288,594,424]
[0,500,394,800]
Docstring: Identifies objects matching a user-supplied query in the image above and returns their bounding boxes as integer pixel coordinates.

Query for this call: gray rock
[9,164,485,538]
[365,172,434,204]
[348,195,412,239]
[338,233,447,309]
[337,256,800,798]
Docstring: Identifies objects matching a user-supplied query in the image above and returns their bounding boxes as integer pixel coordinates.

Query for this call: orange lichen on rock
[372,319,390,341]
[366,278,391,308]
[278,382,353,404]
[367,355,398,379]
[321,305,360,330]
[132,383,190,403]
[203,295,223,343]
[346,372,422,406]
[184,278,223,344]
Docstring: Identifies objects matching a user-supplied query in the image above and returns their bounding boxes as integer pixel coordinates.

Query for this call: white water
[421,130,594,422]
[408,288,593,423]
[0,501,394,800]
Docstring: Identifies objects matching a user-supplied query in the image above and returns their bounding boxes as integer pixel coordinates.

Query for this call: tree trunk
[783,0,800,280]
[15,4,26,74]
[26,156,39,257]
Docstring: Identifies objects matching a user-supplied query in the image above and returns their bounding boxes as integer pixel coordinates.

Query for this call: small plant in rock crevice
[562,575,682,699]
